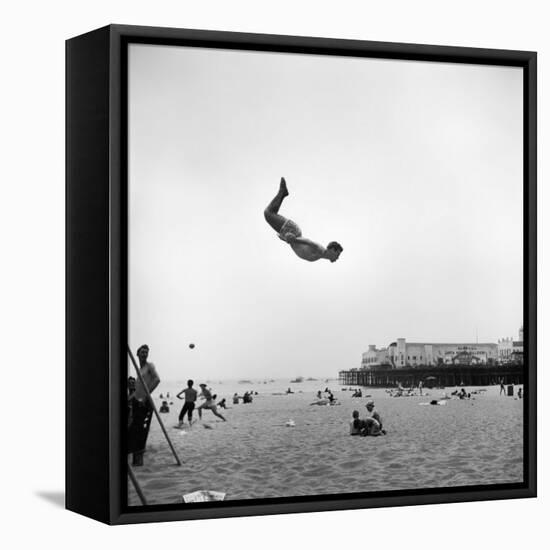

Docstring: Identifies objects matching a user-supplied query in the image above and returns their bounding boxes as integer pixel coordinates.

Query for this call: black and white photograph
[126,42,527,506]
[5,0,549,545]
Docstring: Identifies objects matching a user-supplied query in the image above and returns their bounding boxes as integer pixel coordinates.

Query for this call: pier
[338,363,523,388]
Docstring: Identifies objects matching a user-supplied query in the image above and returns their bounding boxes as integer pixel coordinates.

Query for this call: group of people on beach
[128,346,394,471]
[127,345,230,467]
[350,401,386,437]
[176,379,227,427]
[310,388,338,405]
[388,381,425,398]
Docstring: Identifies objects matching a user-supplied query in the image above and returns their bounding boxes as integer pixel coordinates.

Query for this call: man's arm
[146,363,161,393]
[285,235,325,251]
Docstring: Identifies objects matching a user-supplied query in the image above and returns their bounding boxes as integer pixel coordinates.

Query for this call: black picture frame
[66,24,537,525]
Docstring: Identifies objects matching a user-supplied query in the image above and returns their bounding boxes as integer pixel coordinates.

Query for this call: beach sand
[128,382,524,506]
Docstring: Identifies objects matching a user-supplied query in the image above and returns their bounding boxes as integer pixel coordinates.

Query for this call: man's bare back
[287,236,326,262]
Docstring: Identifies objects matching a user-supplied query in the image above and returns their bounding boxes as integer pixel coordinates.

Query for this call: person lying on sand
[264,177,343,263]
[197,384,226,421]
[310,398,329,406]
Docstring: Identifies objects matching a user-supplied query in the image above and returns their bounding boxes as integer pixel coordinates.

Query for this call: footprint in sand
[244,468,263,476]
[302,466,332,477]
[339,459,364,469]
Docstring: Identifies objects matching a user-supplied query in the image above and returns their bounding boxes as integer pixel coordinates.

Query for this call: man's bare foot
[280,177,289,197]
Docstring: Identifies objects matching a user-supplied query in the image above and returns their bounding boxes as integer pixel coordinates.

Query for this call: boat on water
[290,376,304,383]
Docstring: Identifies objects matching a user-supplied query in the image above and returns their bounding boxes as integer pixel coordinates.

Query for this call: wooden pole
[128,345,182,466]
[128,464,148,505]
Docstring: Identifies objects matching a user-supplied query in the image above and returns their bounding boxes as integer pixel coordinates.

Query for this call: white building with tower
[361,326,523,369]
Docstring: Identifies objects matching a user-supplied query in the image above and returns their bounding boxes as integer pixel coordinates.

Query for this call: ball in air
[189,343,195,349]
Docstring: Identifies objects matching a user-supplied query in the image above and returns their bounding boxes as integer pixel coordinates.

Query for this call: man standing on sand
[128,344,160,466]
[197,383,227,422]
[176,379,198,428]
[264,177,343,263]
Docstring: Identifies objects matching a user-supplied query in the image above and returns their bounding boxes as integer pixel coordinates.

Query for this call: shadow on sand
[35,491,65,508]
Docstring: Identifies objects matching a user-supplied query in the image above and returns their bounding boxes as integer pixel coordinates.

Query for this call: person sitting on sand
[364,400,386,435]
[350,410,366,435]
[349,410,382,436]
[217,398,227,409]
[176,379,198,428]
[159,400,170,413]
[264,177,343,263]
[232,393,240,404]
[197,384,226,421]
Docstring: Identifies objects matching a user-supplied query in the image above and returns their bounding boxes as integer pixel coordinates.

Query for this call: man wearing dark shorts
[176,379,198,427]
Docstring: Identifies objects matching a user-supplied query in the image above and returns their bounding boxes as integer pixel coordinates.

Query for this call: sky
[128,44,523,381]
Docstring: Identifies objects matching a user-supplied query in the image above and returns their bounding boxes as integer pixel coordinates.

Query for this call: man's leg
[178,403,187,424]
[211,406,226,421]
[132,401,152,465]
[187,403,194,423]
[264,177,289,233]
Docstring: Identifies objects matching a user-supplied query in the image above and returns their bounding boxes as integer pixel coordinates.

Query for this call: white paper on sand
[183,490,226,503]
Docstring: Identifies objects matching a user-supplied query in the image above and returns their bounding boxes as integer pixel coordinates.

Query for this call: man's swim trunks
[279,218,302,242]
